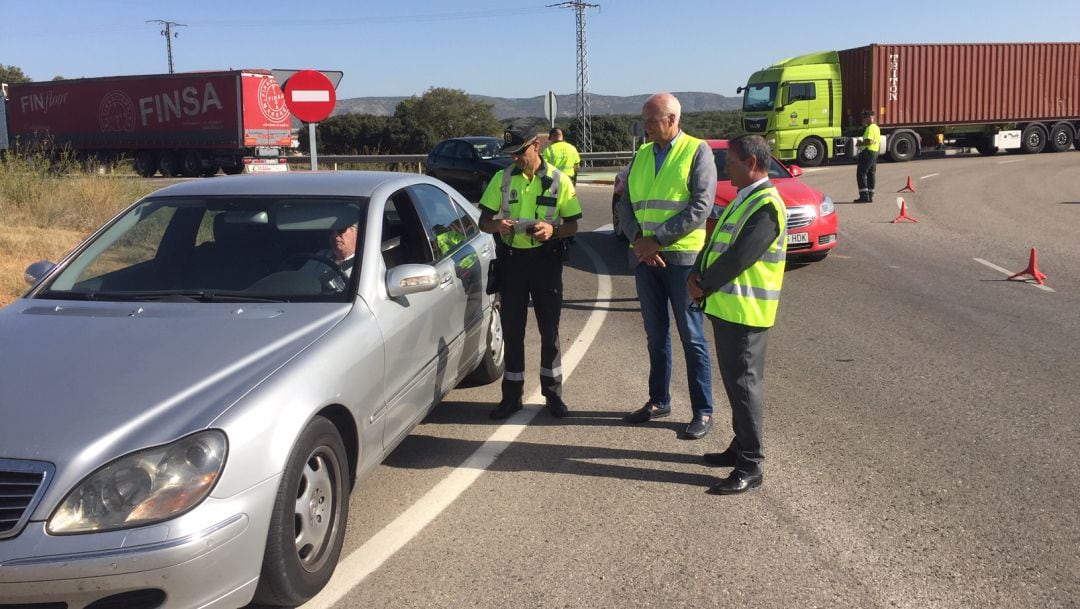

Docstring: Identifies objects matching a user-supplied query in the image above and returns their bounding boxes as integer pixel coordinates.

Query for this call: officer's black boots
[490,382,524,420]
[545,394,569,418]
[489,396,522,420]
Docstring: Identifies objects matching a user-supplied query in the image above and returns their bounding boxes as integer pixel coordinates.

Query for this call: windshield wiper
[38,290,288,303]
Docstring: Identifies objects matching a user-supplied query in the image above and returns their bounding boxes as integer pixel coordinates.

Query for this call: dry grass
[0,149,162,306]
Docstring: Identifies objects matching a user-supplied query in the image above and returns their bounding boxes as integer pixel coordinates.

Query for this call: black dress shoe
[706,471,763,495]
[683,416,712,439]
[489,397,523,420]
[545,395,569,418]
[623,403,670,423]
[702,450,736,467]
[854,196,870,203]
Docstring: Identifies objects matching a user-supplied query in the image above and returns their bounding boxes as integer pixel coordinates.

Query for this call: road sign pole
[309,123,318,171]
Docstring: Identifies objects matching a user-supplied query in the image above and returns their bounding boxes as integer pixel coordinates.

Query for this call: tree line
[304,87,745,155]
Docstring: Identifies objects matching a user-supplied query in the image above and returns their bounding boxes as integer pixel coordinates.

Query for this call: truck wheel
[180,151,203,177]
[133,152,157,177]
[1048,122,1073,152]
[157,152,179,177]
[888,132,917,162]
[1020,124,1047,154]
[796,138,826,167]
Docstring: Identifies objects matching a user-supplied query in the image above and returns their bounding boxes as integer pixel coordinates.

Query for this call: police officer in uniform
[855,110,880,202]
[478,125,582,419]
[688,135,787,495]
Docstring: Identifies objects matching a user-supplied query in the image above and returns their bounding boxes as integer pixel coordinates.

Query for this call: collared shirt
[653,130,682,175]
[730,177,770,209]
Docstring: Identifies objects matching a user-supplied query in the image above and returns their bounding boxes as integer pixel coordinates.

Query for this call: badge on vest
[509,189,519,203]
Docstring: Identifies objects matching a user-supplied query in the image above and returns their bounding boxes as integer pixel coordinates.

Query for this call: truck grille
[743,117,768,132]
[785,206,815,230]
[0,459,53,540]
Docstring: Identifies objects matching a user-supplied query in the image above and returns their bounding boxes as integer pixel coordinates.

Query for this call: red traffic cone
[1007,247,1048,285]
[898,176,917,192]
[891,197,918,223]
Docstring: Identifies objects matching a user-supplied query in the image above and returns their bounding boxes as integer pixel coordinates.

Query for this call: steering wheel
[280,253,350,289]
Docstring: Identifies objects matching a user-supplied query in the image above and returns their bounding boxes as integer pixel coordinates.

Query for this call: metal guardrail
[285,150,636,171]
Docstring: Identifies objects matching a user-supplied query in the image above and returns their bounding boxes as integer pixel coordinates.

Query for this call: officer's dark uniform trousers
[856,149,878,198]
[498,240,565,402]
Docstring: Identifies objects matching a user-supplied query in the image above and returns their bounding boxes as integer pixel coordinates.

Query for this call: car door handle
[481,244,491,256]
[440,273,454,286]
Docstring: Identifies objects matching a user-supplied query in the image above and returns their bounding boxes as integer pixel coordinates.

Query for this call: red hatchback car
[612,139,838,261]
[706,139,837,262]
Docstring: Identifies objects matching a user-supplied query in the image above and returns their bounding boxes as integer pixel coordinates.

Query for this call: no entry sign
[283,70,336,123]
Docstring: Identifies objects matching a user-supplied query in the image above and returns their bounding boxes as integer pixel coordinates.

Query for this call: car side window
[382,191,435,269]
[452,141,473,160]
[431,141,449,158]
[408,184,471,260]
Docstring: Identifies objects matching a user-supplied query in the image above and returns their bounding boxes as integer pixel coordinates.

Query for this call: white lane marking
[291,90,331,102]
[803,167,829,173]
[973,258,1055,292]
[575,183,612,189]
[998,159,1026,164]
[920,173,940,179]
[305,231,614,609]
[595,222,614,232]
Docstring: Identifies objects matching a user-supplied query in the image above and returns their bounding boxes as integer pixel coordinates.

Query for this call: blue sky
[4,0,1080,100]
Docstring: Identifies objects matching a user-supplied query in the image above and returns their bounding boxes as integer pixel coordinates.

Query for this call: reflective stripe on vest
[627,135,706,253]
[700,183,787,328]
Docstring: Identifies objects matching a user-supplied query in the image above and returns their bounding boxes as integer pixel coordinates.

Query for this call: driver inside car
[302,221,358,292]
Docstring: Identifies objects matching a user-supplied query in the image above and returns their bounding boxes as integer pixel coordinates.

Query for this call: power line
[548,1,599,154]
[146,19,186,74]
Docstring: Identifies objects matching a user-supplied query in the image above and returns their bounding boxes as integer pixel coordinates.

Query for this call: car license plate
[786,232,809,245]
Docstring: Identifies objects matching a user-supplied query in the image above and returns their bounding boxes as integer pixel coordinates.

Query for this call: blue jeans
[634,263,713,417]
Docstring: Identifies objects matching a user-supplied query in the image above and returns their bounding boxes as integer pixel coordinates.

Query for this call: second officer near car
[478,125,582,419]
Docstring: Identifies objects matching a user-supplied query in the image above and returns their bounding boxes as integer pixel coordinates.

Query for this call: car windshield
[742,83,777,112]
[473,140,505,160]
[35,196,368,303]
[713,149,791,181]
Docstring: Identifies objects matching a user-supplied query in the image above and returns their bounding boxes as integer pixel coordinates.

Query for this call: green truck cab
[739,51,846,167]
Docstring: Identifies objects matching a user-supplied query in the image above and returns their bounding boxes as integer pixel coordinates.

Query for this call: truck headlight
[766,137,777,149]
[820,194,835,216]
[48,430,227,534]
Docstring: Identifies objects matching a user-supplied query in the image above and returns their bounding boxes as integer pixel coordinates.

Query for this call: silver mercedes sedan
[0,172,505,608]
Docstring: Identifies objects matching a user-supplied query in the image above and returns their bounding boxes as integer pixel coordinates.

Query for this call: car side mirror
[24,260,56,286]
[787,164,804,177]
[386,264,439,298]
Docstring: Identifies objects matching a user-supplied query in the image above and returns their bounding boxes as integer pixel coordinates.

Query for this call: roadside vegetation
[0,145,159,305]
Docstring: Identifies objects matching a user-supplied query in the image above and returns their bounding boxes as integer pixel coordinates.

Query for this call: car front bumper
[0,474,279,609]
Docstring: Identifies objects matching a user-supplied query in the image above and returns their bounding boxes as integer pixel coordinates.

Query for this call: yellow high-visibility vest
[700,183,787,327]
[627,134,706,253]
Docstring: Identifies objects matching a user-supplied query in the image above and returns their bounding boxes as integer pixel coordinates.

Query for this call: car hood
[715,177,823,207]
[0,300,350,483]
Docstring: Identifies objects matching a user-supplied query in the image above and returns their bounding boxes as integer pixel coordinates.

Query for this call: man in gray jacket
[616,93,717,439]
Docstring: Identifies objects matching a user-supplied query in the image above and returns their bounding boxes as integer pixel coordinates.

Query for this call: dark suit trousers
[710,317,769,476]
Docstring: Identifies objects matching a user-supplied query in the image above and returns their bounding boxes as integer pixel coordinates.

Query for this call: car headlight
[820,194,835,216]
[48,430,227,534]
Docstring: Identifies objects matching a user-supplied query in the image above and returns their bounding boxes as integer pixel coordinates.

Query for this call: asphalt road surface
[261,152,1080,609]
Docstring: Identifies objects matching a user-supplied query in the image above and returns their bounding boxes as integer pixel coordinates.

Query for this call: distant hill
[333,91,740,119]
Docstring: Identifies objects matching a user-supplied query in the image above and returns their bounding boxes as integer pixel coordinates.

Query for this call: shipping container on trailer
[739,42,1080,165]
[2,70,292,176]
